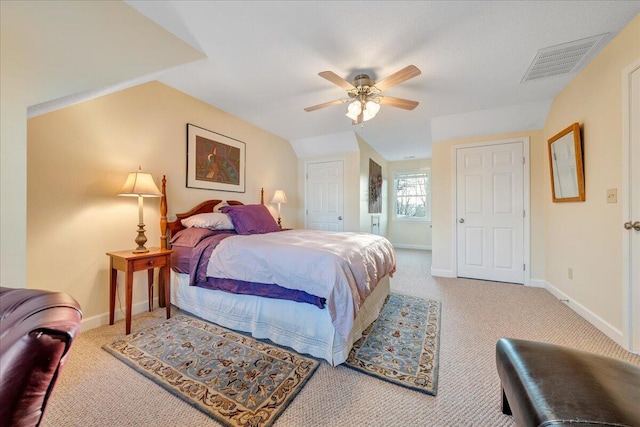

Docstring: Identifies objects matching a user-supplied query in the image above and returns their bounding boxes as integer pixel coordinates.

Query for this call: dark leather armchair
[0,287,82,427]
[496,337,640,427]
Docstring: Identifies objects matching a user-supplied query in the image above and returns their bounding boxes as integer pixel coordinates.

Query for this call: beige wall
[387,158,433,248]
[27,81,297,324]
[357,134,389,236]
[431,130,546,281]
[1,1,203,288]
[543,15,640,334]
[0,91,27,287]
[295,134,388,235]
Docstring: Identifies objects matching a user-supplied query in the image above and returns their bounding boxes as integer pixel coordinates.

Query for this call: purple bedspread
[181,231,326,309]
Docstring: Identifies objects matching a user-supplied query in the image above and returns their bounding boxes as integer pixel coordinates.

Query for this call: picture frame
[547,122,585,202]
[186,123,246,193]
[369,158,382,213]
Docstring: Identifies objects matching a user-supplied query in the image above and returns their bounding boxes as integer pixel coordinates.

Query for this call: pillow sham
[219,204,280,235]
[170,227,217,247]
[180,212,234,230]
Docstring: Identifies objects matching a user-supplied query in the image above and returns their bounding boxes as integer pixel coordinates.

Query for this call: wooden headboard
[159,176,263,249]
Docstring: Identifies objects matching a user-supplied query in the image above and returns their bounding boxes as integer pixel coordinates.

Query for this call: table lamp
[270,190,288,228]
[118,167,162,253]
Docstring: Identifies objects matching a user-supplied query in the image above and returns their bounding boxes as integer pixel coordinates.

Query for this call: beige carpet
[42,249,640,427]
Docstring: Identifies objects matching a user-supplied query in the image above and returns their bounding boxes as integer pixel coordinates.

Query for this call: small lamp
[118,167,162,253]
[270,190,288,228]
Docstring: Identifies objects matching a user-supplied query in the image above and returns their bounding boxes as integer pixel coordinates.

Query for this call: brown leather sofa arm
[496,338,640,427]
[0,287,82,427]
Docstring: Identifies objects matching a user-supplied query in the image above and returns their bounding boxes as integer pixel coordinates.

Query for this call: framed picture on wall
[369,158,382,213]
[186,123,246,192]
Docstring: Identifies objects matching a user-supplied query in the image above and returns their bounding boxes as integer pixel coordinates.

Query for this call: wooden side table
[106,248,173,334]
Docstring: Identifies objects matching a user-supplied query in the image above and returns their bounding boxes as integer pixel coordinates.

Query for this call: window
[394,169,431,221]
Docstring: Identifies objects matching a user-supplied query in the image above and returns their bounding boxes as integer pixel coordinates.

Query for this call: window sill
[393,218,431,223]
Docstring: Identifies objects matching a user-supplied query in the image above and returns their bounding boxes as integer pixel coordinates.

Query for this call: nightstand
[106,248,173,334]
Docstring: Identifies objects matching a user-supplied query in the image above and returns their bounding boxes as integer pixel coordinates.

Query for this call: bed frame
[159,175,264,249]
[156,176,392,364]
[157,176,262,305]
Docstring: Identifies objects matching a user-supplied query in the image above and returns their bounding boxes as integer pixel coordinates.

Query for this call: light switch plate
[607,188,617,203]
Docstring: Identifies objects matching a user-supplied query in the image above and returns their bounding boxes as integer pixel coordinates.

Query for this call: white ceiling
[41,1,640,160]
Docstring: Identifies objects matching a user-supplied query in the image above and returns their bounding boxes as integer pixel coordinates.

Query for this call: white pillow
[181,212,235,230]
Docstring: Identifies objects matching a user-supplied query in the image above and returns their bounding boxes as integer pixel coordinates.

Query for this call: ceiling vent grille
[521,33,609,82]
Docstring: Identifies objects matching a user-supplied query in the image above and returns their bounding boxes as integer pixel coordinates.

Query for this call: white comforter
[206,229,396,340]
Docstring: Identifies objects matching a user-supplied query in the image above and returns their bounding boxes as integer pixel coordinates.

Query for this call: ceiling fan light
[366,100,380,115]
[362,100,381,121]
[346,101,362,120]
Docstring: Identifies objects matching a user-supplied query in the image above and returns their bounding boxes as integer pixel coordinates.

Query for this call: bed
[158,178,396,366]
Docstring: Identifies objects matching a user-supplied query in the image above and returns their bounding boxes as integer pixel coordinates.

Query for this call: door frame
[304,158,345,230]
[450,137,531,285]
[621,58,640,354]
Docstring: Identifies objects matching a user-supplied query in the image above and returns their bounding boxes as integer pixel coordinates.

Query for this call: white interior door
[627,65,640,353]
[456,142,525,283]
[306,160,344,231]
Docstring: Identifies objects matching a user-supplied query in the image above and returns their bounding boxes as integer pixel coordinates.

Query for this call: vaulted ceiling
[34,1,640,160]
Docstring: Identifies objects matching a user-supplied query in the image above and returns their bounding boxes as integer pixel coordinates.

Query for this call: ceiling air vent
[521,33,609,82]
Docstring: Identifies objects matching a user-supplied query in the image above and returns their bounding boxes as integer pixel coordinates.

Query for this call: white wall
[387,158,432,249]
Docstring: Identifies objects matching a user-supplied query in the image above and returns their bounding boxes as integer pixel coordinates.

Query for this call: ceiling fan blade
[304,98,349,112]
[379,96,419,110]
[318,71,355,90]
[374,65,421,92]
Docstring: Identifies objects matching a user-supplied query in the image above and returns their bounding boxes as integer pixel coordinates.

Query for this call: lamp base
[133,223,149,253]
[276,216,282,229]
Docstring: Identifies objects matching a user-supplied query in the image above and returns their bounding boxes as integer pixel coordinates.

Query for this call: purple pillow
[170,227,217,247]
[219,204,279,235]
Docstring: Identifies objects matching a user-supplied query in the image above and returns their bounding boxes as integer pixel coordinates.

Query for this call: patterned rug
[344,293,441,395]
[103,315,319,427]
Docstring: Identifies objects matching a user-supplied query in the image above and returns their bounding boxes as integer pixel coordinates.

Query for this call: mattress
[171,271,390,366]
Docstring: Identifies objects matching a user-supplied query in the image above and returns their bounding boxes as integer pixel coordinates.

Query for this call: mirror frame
[548,122,585,202]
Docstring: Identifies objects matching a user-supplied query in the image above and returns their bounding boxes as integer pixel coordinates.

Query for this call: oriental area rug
[344,293,441,395]
[103,315,319,427]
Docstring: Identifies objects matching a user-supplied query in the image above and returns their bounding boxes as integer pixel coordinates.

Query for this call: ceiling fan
[304,65,421,125]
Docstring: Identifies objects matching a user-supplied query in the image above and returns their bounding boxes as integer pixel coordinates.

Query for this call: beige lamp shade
[118,168,162,197]
[117,167,161,253]
[270,190,288,204]
[271,190,287,229]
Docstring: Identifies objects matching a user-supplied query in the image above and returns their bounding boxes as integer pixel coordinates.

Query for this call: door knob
[624,221,640,231]
[459,218,465,224]
[338,216,343,221]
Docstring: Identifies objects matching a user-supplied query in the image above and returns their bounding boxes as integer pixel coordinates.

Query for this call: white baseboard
[431,268,455,278]
[392,243,432,250]
[81,297,159,332]
[544,281,624,347]
[528,279,545,288]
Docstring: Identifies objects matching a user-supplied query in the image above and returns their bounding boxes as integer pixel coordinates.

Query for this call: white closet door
[306,160,344,231]
[630,67,640,353]
[456,142,525,283]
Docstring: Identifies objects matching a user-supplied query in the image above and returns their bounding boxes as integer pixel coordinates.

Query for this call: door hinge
[523,263,526,271]
[523,210,526,218]
[523,157,525,165]
[306,209,308,215]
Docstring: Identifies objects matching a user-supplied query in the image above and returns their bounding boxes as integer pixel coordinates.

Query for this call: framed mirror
[548,122,585,202]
